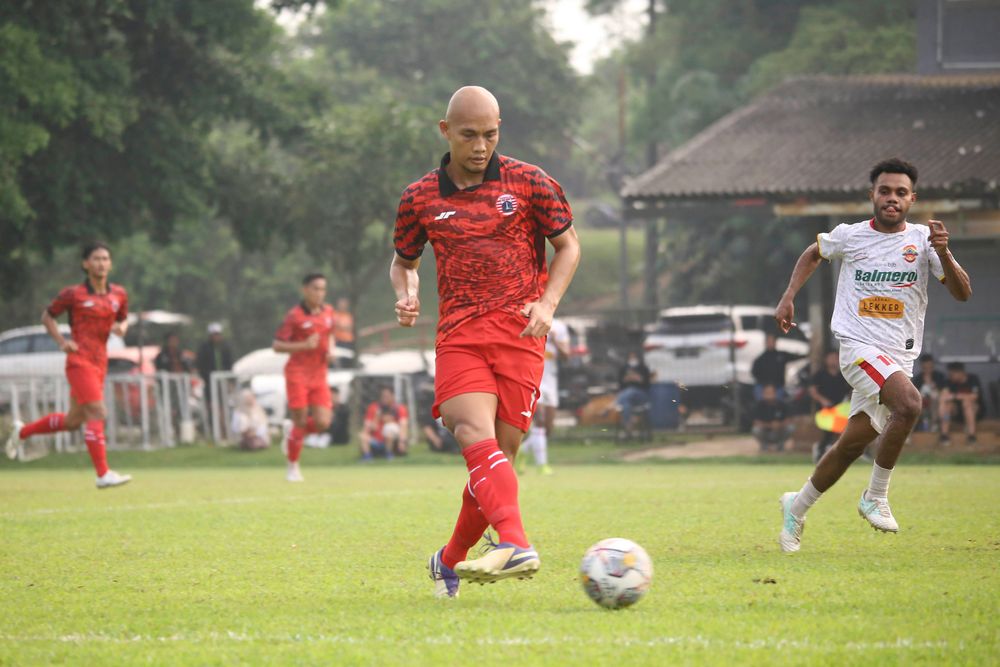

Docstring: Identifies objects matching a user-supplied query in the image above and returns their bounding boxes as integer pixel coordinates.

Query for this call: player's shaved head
[445,86,500,123]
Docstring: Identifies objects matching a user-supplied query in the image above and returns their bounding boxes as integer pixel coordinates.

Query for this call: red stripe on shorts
[858,360,886,388]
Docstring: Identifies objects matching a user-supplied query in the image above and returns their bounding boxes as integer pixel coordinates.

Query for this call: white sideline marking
[0,489,420,519]
[0,632,959,651]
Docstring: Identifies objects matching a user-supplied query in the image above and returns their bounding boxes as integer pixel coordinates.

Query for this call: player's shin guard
[441,482,490,569]
[461,439,529,548]
[83,420,109,477]
[19,413,67,439]
[287,426,306,463]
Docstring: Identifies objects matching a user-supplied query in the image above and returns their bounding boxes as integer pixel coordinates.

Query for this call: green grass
[1,448,998,665]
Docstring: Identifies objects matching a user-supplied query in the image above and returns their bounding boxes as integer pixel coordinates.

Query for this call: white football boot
[857,490,899,532]
[286,461,304,482]
[96,470,132,489]
[5,420,23,460]
[778,491,805,553]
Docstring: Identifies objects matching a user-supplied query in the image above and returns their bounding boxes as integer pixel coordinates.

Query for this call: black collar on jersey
[437,151,501,197]
[300,301,324,315]
[83,279,110,295]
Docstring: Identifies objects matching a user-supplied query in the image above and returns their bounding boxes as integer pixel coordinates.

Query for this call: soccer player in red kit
[5,242,132,488]
[391,86,581,597]
[272,273,336,482]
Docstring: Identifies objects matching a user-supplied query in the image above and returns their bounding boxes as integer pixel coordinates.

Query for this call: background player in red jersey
[5,242,132,489]
[272,273,336,482]
[391,86,581,597]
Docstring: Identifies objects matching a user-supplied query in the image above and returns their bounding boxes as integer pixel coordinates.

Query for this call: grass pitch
[1,447,997,665]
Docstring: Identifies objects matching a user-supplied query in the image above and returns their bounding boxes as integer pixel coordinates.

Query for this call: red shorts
[66,362,105,404]
[286,373,332,410]
[433,310,545,432]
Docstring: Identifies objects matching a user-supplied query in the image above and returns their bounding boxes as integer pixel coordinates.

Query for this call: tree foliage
[0,0,309,297]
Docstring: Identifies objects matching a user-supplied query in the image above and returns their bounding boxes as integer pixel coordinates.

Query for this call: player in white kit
[519,318,570,475]
[773,158,972,552]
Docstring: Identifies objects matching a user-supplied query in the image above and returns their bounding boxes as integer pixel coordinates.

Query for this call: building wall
[917,0,1000,74]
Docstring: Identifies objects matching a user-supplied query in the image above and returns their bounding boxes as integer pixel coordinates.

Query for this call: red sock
[305,417,317,434]
[441,482,490,569]
[83,420,109,477]
[19,413,67,439]
[287,425,305,462]
[460,438,529,548]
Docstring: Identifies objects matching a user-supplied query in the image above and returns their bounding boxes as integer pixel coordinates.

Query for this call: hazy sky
[544,0,647,74]
[270,0,649,75]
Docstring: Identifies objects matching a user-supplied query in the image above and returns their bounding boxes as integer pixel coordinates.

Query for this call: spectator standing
[752,333,795,400]
[752,384,794,452]
[154,332,193,373]
[939,362,984,445]
[327,386,351,445]
[360,386,409,460]
[912,354,946,432]
[808,350,851,462]
[616,350,652,439]
[197,322,234,428]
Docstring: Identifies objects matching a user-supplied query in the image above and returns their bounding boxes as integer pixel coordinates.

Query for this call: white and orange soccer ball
[580,538,653,609]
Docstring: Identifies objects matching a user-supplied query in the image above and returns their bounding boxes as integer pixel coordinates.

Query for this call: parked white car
[643,305,810,388]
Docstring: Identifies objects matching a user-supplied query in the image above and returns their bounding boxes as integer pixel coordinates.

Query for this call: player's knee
[314,416,332,431]
[83,404,106,421]
[449,418,494,447]
[892,390,922,425]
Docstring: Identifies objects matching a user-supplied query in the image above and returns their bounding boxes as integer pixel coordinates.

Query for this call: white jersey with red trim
[818,219,945,373]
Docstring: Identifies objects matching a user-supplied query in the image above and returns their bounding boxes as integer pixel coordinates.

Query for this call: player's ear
[910,190,917,203]
[438,119,449,140]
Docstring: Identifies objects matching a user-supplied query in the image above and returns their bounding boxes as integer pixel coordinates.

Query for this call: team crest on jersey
[902,244,918,263]
[495,194,518,216]
[110,299,120,311]
[82,300,95,308]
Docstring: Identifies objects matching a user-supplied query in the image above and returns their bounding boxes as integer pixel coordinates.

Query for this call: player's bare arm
[111,320,128,339]
[390,254,421,327]
[774,242,823,333]
[927,220,972,302]
[41,309,77,353]
[273,333,320,353]
[520,227,581,338]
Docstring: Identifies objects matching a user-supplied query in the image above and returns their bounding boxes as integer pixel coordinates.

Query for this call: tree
[0,0,314,297]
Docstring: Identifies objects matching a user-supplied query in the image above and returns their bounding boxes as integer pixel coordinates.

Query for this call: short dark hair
[946,361,965,372]
[919,353,934,363]
[302,273,326,286]
[82,241,111,260]
[869,158,918,187]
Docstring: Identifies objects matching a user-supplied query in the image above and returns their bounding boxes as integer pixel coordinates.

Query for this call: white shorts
[839,342,908,434]
[538,375,558,408]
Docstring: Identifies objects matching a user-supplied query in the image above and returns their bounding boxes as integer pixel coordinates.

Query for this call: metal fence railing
[1,373,202,459]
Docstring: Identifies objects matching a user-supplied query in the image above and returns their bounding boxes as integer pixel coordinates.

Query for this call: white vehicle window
[0,336,31,355]
[30,334,63,353]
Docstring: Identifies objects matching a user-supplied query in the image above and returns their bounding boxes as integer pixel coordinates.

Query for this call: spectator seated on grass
[615,350,652,440]
[360,386,409,461]
[231,389,269,451]
[751,384,794,452]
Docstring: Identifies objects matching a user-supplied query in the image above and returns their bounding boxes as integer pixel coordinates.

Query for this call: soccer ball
[580,538,653,609]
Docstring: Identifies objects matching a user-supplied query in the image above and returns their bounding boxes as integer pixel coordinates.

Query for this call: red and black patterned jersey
[47,281,128,368]
[275,302,335,377]
[394,152,573,341]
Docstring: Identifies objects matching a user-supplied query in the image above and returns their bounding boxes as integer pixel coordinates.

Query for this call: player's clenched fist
[395,295,420,327]
[928,220,949,256]
[774,297,796,334]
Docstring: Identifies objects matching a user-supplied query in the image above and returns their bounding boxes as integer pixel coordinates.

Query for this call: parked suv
[643,305,810,389]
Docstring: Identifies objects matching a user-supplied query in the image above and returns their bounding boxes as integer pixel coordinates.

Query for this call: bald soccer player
[391,86,581,598]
